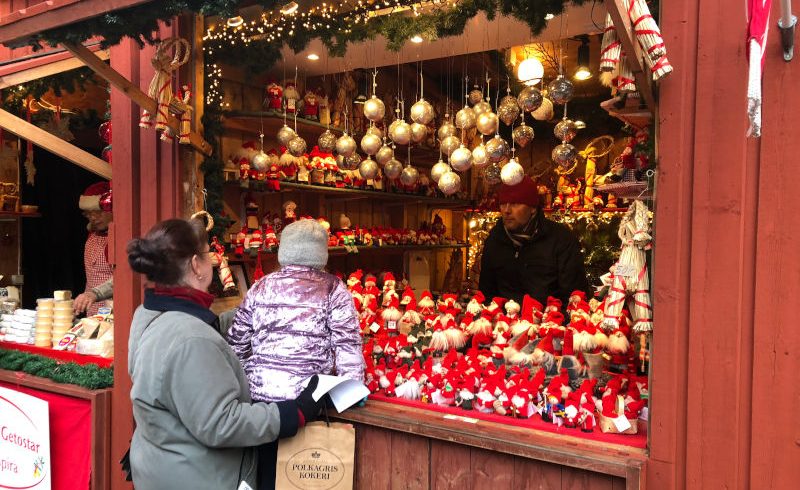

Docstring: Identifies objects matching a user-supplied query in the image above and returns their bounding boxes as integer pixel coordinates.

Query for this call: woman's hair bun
[127,237,167,278]
[126,219,208,285]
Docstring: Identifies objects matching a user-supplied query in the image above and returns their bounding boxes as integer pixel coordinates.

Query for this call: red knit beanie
[498,176,539,207]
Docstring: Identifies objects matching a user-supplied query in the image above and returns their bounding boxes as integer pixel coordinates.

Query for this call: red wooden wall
[651,0,800,488]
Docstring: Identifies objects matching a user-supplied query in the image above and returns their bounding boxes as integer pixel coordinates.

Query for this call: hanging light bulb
[574,36,592,81]
[517,57,544,86]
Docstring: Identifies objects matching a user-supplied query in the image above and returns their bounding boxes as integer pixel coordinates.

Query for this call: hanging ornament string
[293,66,299,133]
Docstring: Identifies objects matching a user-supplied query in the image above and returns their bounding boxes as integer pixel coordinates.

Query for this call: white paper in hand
[308,374,370,412]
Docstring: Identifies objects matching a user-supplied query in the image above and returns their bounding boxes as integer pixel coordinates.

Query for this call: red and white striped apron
[84,233,113,316]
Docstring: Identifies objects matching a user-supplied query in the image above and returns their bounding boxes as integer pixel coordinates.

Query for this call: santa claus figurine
[266,80,283,111]
[303,89,319,120]
[265,162,281,191]
[283,200,297,225]
[284,82,300,114]
[263,225,278,252]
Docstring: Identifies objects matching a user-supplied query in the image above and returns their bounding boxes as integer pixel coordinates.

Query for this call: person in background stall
[479,176,590,306]
[74,182,114,315]
[228,218,365,490]
[126,218,323,489]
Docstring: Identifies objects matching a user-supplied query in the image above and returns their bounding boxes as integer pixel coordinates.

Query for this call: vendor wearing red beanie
[74,181,114,315]
[478,176,589,307]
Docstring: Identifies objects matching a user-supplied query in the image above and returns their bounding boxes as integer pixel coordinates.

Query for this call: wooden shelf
[229,243,466,261]
[0,211,41,218]
[226,180,473,209]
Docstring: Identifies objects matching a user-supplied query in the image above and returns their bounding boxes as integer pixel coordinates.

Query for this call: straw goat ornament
[139,38,193,144]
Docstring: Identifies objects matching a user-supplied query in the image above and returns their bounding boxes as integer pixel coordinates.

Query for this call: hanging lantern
[484,162,502,185]
[376,144,394,165]
[400,164,419,186]
[551,142,578,167]
[500,157,525,185]
[410,122,427,143]
[363,96,386,122]
[277,124,296,145]
[498,96,521,126]
[318,130,337,152]
[252,151,269,171]
[336,133,357,157]
[517,86,543,112]
[472,142,489,168]
[430,159,451,183]
[361,132,382,155]
[532,97,554,121]
[485,135,509,163]
[513,122,535,148]
[450,145,473,172]
[468,85,483,105]
[440,135,461,156]
[390,120,412,145]
[359,157,380,180]
[547,75,575,104]
[438,119,457,140]
[410,98,435,124]
[455,106,476,129]
[476,111,499,136]
[473,100,492,116]
[438,169,461,195]
[288,136,307,157]
[554,118,578,143]
[384,158,403,179]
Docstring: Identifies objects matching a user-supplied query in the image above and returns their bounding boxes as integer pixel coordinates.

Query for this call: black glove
[295,375,324,423]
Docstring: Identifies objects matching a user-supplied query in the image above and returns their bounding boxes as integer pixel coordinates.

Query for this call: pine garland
[0,348,114,390]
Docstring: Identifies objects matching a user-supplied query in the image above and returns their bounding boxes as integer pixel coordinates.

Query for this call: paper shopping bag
[275,421,355,490]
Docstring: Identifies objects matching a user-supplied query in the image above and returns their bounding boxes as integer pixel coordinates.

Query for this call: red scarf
[153,286,215,309]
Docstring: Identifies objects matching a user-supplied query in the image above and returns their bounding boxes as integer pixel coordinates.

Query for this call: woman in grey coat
[127,218,322,490]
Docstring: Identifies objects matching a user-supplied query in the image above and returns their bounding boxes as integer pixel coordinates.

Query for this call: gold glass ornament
[498,97,521,126]
[336,134,357,157]
[484,162,502,185]
[288,136,307,157]
[554,118,578,143]
[430,159,451,183]
[532,97,554,121]
[410,122,427,143]
[366,125,384,138]
[547,75,575,104]
[450,145,473,172]
[437,120,457,140]
[476,111,499,136]
[500,157,525,185]
[400,164,419,186]
[360,133,382,155]
[455,106,476,129]
[376,145,394,165]
[277,124,297,145]
[384,158,403,179]
[438,170,461,195]
[468,85,483,105]
[318,130,337,152]
[517,86,544,112]
[485,135,509,163]
[512,122,535,148]
[472,142,489,168]
[390,120,412,145]
[358,157,380,180]
[363,96,386,122]
[440,135,461,156]
[251,151,269,171]
[410,98,435,124]
[473,100,492,116]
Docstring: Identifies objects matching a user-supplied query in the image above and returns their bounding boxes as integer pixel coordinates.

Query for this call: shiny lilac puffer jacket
[227,265,364,402]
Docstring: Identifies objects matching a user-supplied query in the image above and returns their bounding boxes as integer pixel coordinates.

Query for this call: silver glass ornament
[288,136,307,157]
[384,158,403,179]
[410,98,435,124]
[485,135,510,163]
[363,96,386,122]
[336,134,357,157]
[437,119,457,140]
[476,111,499,136]
[551,142,578,167]
[468,86,483,105]
[554,118,578,143]
[430,159,451,183]
[517,86,544,112]
[450,145,473,172]
[532,97,554,121]
[376,145,394,165]
[484,162,502,185]
[440,135,461,156]
[455,106,476,129]
[498,98,521,126]
[473,100,492,116]
[251,151,269,171]
[512,122,535,148]
[318,130,337,152]
[547,75,574,105]
[438,170,461,196]
[345,152,362,170]
[472,142,489,168]
[277,125,297,145]
[360,132,382,155]
[410,122,427,143]
[390,120,412,145]
[500,157,525,186]
[359,157,380,180]
[400,165,419,186]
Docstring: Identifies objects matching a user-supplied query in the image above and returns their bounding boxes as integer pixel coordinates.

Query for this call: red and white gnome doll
[283,81,300,114]
[512,295,540,337]
[465,290,486,316]
[347,269,363,290]
[263,225,278,252]
[363,274,380,304]
[468,309,494,349]
[302,89,319,120]
[504,298,521,322]
[567,290,588,314]
[381,297,402,333]
[265,80,283,110]
[418,290,435,316]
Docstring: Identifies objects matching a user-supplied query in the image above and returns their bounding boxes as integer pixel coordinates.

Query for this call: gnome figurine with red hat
[265,80,283,110]
[75,181,114,316]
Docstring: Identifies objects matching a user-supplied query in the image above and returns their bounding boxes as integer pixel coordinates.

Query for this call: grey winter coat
[128,290,299,490]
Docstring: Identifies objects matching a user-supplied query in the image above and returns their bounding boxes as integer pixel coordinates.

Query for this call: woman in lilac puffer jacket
[227,218,364,490]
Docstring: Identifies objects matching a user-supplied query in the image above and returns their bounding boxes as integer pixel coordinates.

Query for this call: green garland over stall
[0,348,114,390]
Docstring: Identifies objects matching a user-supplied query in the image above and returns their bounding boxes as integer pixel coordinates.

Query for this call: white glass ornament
[450,145,473,172]
[554,118,578,143]
[410,98,435,124]
[363,96,386,122]
[410,122,427,143]
[288,136,307,157]
[440,135,461,156]
[384,158,403,179]
[517,86,543,112]
[455,106,476,129]
[472,142,489,168]
[359,157,380,180]
[251,151,269,171]
[500,157,525,185]
[277,125,296,145]
[437,120,457,140]
[485,136,509,163]
[400,165,419,186]
[390,120,412,145]
[430,159,451,183]
[360,133,382,155]
[376,145,394,165]
[476,111,498,136]
[438,170,461,195]
[318,130,337,152]
[336,134,357,157]
[547,75,575,104]
[512,122,535,148]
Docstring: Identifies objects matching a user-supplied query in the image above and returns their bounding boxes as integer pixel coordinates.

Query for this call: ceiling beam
[0,107,112,179]
[604,0,656,111]
[0,48,109,89]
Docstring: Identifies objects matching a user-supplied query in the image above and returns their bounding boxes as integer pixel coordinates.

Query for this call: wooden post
[604,0,657,111]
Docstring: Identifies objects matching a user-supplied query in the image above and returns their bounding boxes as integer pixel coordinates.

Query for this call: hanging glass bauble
[359,157,380,180]
[438,170,461,196]
[410,98,435,124]
[336,154,352,170]
[500,157,525,186]
[517,86,544,112]
[551,142,578,166]
[98,121,112,143]
[277,125,297,145]
[388,118,401,135]
[455,106,476,129]
[484,163,502,185]
[473,100,492,116]
[498,97,521,126]
[367,125,384,138]
[554,118,578,143]
[410,122,427,143]
[336,134,357,157]
[438,119,457,140]
[440,135,461,156]
[384,158,403,179]
[468,85,483,105]
[390,120,412,145]
[532,97,554,121]
[547,75,575,104]
[376,145,394,165]
[430,159,451,183]
[485,135,509,163]
[288,136,307,157]
[363,96,386,122]
[400,165,419,186]
[472,142,489,168]
[360,133,382,155]
[318,130,337,152]
[512,122,535,148]
[476,111,498,136]
[450,145,473,172]
[345,152,362,170]
[251,151,269,171]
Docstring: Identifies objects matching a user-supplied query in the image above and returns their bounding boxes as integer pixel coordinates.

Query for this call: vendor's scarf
[504,213,539,249]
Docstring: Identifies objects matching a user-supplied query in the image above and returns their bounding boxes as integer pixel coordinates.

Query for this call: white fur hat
[278,219,329,270]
